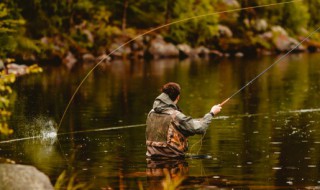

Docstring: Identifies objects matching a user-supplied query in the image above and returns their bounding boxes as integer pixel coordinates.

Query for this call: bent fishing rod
[219,26,320,107]
[57,0,302,130]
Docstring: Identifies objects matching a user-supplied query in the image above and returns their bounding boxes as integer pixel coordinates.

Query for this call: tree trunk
[122,0,129,31]
[165,0,171,24]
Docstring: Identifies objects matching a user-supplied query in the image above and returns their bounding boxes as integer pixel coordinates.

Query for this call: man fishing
[146,82,222,158]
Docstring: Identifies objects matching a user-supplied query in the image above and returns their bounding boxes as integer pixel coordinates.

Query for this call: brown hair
[161,82,181,101]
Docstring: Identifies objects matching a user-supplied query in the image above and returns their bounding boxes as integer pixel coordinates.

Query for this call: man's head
[161,82,181,102]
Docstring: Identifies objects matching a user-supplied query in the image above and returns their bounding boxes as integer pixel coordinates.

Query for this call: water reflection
[1,53,320,189]
[146,158,188,190]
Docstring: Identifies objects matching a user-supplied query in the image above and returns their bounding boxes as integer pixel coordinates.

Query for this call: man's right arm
[174,104,221,136]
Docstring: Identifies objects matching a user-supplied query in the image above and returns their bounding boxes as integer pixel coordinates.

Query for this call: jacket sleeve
[174,111,213,137]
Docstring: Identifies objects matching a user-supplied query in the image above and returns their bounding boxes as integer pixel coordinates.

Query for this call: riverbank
[7,25,320,70]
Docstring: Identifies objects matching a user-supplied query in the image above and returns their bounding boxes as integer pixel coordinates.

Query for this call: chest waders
[146,110,188,153]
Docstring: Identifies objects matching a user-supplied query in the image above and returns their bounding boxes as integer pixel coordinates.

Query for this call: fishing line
[57,0,302,130]
[0,124,145,144]
[2,107,319,144]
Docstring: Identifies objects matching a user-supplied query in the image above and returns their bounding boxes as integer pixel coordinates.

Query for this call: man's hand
[210,104,222,115]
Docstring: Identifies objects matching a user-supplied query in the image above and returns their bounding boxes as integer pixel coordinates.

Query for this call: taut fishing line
[57,0,302,130]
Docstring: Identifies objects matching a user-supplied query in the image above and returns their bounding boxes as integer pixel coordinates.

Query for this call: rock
[259,31,273,40]
[0,164,54,190]
[177,44,193,58]
[254,19,268,32]
[109,42,132,58]
[97,53,111,62]
[82,53,95,62]
[0,158,15,164]
[261,26,306,52]
[194,46,210,57]
[271,26,288,36]
[7,63,28,76]
[274,35,306,52]
[209,50,223,57]
[130,39,145,58]
[303,39,320,52]
[40,36,50,45]
[147,35,179,58]
[83,29,94,43]
[235,52,244,57]
[222,0,240,7]
[218,25,233,38]
[62,51,77,69]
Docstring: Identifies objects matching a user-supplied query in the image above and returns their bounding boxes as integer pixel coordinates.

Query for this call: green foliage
[54,170,92,190]
[104,0,167,28]
[0,72,15,135]
[307,0,320,27]
[0,0,319,59]
[281,1,309,34]
[87,6,121,49]
[168,0,219,45]
[0,3,26,57]
[238,0,310,35]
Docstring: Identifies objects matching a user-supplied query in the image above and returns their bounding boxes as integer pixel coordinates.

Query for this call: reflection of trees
[200,53,320,187]
[5,53,320,188]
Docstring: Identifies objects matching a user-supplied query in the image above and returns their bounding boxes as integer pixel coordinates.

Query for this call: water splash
[0,117,57,144]
[40,120,57,140]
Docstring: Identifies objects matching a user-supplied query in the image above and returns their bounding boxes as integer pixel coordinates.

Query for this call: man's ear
[174,95,180,104]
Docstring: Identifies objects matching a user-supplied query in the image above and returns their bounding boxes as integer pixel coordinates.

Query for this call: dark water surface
[1,53,320,189]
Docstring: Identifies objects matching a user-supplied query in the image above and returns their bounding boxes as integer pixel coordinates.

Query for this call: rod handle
[220,98,230,107]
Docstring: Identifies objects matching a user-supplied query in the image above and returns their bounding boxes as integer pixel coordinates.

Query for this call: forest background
[1,0,320,64]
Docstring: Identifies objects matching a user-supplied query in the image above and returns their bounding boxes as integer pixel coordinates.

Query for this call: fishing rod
[57,0,302,130]
[219,26,320,107]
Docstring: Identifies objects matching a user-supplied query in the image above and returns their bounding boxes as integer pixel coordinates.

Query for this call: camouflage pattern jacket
[146,93,214,158]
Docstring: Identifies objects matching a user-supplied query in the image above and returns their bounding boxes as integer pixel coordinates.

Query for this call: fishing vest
[146,109,188,153]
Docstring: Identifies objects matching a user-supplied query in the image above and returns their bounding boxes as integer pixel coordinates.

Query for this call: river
[1,53,320,189]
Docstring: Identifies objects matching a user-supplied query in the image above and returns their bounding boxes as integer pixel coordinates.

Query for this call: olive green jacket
[151,93,213,137]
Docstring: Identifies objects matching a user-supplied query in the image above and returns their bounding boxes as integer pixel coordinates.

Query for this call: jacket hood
[152,93,178,113]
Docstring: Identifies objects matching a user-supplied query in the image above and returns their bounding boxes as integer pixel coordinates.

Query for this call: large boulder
[147,35,179,59]
[273,35,306,52]
[271,26,306,52]
[177,44,195,58]
[7,63,28,76]
[0,164,54,190]
[260,26,306,52]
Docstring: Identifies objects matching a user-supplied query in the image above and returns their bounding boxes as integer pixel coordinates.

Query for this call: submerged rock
[0,164,54,190]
